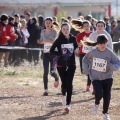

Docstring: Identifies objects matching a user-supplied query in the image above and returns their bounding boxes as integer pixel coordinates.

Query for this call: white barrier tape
[0,46,44,50]
[112,42,120,45]
[0,42,119,50]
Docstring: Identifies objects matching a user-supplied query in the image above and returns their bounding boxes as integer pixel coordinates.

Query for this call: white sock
[44,89,48,92]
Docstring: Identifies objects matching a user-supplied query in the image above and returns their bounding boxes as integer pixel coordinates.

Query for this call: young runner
[72,20,92,91]
[37,17,59,96]
[82,34,120,120]
[89,20,113,50]
[50,22,78,113]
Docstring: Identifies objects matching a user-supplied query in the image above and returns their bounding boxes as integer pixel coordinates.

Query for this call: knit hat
[0,14,8,21]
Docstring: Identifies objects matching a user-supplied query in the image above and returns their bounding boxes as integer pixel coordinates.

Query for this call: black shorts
[0,45,10,52]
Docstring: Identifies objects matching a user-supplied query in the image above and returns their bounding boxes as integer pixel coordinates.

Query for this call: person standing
[0,14,10,67]
[20,19,30,62]
[112,19,120,54]
[6,16,18,65]
[50,22,78,113]
[28,17,40,65]
[104,16,111,34]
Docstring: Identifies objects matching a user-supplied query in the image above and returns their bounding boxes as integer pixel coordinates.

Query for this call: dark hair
[53,21,59,27]
[61,22,70,29]
[53,16,57,20]
[104,16,109,21]
[71,19,83,30]
[85,15,92,21]
[83,34,108,46]
[67,16,72,20]
[20,15,25,19]
[8,16,14,22]
[38,15,44,27]
[83,20,91,26]
[32,17,37,24]
[71,19,91,31]
[96,20,106,28]
[45,17,53,22]
[61,17,69,23]
[117,19,120,23]
[26,12,31,17]
[14,13,20,18]
[1,14,8,21]
[57,22,71,37]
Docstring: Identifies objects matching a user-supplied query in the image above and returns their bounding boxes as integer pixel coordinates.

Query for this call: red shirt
[0,22,8,45]
[6,24,16,42]
[76,31,92,54]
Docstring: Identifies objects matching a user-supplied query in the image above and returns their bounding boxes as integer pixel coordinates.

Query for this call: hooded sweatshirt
[50,33,78,67]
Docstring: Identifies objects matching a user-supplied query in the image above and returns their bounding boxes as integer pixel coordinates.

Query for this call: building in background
[0,0,112,19]
[111,0,120,18]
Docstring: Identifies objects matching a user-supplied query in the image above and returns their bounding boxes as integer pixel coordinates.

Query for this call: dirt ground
[0,63,120,120]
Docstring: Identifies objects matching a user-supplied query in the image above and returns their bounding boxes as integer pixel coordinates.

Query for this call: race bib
[92,58,107,72]
[82,45,92,53]
[44,42,52,53]
[61,43,74,57]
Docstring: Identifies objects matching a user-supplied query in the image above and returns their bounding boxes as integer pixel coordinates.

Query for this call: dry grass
[0,58,120,120]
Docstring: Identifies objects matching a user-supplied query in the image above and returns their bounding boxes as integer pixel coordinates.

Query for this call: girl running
[82,34,120,120]
[72,20,92,91]
[37,17,59,96]
[50,22,78,113]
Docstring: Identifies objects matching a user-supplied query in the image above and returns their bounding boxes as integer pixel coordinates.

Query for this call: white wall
[0,0,111,4]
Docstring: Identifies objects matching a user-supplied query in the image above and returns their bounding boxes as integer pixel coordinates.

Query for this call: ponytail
[82,40,97,47]
[71,19,83,31]
[82,34,108,47]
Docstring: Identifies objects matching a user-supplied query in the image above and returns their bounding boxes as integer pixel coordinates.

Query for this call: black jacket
[28,23,40,45]
[50,33,78,67]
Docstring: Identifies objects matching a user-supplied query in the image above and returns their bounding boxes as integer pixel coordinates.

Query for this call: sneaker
[43,92,48,96]
[92,104,99,115]
[54,80,59,88]
[43,89,48,96]
[64,105,70,113]
[61,95,66,106]
[86,86,90,91]
[103,113,111,120]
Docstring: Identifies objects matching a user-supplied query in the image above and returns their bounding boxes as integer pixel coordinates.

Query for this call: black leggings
[43,53,59,90]
[92,78,113,114]
[79,54,91,86]
[57,65,76,105]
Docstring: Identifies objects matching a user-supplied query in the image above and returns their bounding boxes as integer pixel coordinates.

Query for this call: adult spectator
[0,14,10,67]
[104,16,111,34]
[28,17,40,65]
[112,19,120,54]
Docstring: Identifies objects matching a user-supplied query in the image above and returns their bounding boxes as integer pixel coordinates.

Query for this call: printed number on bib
[92,58,107,72]
[82,45,92,53]
[44,42,52,53]
[61,43,74,57]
